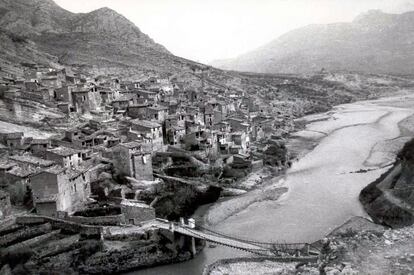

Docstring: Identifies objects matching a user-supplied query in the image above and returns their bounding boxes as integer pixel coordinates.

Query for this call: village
[0,63,296,273]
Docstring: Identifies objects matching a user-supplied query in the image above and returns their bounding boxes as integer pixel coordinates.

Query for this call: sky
[54,0,414,63]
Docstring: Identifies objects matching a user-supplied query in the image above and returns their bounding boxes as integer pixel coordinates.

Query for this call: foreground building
[31,166,91,216]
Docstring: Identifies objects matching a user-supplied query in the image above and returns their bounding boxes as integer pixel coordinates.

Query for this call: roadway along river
[135,94,414,275]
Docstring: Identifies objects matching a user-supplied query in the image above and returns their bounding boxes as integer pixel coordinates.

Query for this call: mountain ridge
[211,9,414,75]
[0,0,195,77]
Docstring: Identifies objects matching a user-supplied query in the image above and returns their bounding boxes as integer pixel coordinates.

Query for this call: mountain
[0,0,197,77]
[211,10,414,75]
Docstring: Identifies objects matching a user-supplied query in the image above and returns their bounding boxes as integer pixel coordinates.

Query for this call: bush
[6,31,28,43]
[0,247,33,268]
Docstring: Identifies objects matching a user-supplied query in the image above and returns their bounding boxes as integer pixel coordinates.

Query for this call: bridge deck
[153,220,274,254]
[105,220,308,255]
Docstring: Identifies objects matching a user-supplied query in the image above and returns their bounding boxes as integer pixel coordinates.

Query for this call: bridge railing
[195,224,309,249]
[156,218,318,255]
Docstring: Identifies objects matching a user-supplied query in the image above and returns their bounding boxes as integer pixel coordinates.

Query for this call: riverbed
[134,94,414,275]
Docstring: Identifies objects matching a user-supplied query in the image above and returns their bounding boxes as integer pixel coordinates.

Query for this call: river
[134,94,414,275]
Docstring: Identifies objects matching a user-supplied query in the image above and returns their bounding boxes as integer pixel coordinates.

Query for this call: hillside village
[1,1,414,273]
[0,59,309,273]
[0,61,294,216]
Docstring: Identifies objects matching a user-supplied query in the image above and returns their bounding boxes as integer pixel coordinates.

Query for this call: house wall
[132,153,153,181]
[35,201,57,217]
[112,146,133,177]
[31,172,60,216]
[120,204,155,224]
[45,151,81,168]
[127,106,148,119]
[88,91,102,111]
[66,171,90,212]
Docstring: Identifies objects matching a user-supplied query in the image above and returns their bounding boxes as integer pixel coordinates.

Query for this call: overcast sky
[54,0,414,63]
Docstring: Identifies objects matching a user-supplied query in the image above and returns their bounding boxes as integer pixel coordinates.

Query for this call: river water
[135,95,414,275]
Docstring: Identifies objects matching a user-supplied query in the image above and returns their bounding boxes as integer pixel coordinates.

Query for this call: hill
[212,10,414,75]
[0,0,199,77]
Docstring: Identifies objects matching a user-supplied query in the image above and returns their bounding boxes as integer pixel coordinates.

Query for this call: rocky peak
[353,9,397,26]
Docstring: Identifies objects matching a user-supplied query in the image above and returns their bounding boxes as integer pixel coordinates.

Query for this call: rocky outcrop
[0,0,198,75]
[360,138,414,228]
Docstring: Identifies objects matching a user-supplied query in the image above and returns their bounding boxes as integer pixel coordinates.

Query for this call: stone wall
[67,214,125,226]
[15,215,103,238]
[120,201,155,225]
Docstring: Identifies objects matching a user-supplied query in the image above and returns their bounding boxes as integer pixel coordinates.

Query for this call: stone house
[120,200,155,225]
[0,132,24,149]
[71,90,92,113]
[136,90,159,103]
[204,108,214,128]
[166,126,186,145]
[231,132,250,154]
[31,166,91,216]
[99,88,116,104]
[147,105,169,122]
[45,147,83,168]
[41,76,61,88]
[127,104,149,120]
[112,142,153,181]
[130,120,164,152]
[54,85,76,103]
[251,115,273,141]
[65,75,80,85]
[111,96,136,112]
[214,121,231,133]
[227,117,251,133]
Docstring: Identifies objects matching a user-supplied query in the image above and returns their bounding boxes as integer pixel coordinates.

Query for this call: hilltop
[212,10,414,75]
[0,0,200,77]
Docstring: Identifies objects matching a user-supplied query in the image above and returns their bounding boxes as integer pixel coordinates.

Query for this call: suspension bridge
[152,219,318,257]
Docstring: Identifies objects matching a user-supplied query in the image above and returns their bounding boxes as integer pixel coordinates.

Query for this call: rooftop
[6,166,37,178]
[130,119,161,129]
[120,199,152,208]
[119,141,142,149]
[148,105,168,111]
[47,146,81,157]
[43,165,66,175]
[9,155,55,167]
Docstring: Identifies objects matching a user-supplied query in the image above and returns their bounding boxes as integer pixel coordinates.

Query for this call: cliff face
[212,10,414,75]
[0,0,194,75]
[360,139,414,228]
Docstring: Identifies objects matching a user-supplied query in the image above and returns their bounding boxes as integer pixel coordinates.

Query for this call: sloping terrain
[360,138,414,228]
[0,0,198,76]
[212,10,414,75]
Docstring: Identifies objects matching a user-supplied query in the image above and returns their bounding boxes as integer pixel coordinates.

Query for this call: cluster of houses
[0,64,278,223]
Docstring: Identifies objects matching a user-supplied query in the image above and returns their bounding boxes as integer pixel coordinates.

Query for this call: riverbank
[204,216,414,275]
[189,94,414,275]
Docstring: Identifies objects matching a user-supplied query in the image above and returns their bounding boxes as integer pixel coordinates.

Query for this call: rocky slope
[206,217,414,275]
[360,138,414,228]
[212,10,414,75]
[0,0,198,76]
